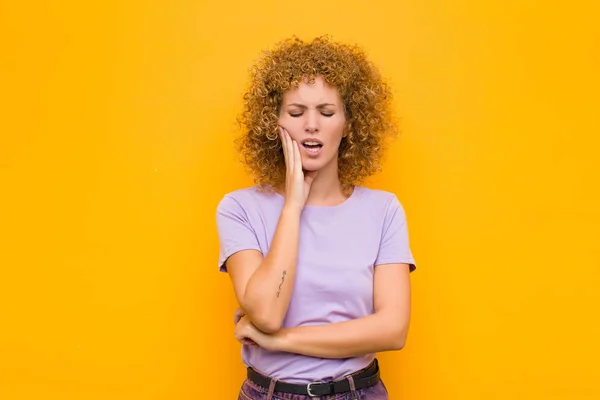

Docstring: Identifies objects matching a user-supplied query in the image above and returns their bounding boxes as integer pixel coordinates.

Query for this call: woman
[216,36,417,399]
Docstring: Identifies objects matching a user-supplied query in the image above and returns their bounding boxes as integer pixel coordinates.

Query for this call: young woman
[216,36,417,399]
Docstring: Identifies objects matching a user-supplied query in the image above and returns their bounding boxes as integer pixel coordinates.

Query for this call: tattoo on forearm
[276,271,287,298]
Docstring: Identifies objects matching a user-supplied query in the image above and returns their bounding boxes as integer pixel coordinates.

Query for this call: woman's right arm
[224,127,317,334]
[225,204,301,333]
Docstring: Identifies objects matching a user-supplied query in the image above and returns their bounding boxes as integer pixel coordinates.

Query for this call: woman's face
[278,76,347,172]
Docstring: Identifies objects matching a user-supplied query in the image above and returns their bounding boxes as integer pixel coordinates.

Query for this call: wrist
[271,328,292,352]
[281,203,302,218]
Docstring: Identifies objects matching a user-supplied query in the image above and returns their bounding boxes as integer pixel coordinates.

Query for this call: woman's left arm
[238,262,412,359]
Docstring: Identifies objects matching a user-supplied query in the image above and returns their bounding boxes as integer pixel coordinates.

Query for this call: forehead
[282,76,342,104]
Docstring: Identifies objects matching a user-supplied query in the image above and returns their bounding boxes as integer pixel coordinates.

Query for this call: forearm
[274,313,408,358]
[243,206,301,332]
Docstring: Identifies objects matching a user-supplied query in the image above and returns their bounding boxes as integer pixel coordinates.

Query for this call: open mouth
[301,140,323,154]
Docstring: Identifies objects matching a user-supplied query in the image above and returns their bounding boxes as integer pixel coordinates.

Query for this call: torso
[223,185,401,384]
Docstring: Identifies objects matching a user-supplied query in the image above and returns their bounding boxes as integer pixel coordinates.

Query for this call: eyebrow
[286,103,336,109]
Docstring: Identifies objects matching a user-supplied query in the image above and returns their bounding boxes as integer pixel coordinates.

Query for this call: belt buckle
[306,381,323,397]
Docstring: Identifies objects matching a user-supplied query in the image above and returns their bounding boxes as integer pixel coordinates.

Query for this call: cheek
[277,114,286,125]
[327,119,347,140]
[278,116,303,139]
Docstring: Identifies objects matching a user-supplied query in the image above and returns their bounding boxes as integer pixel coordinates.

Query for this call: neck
[304,159,350,207]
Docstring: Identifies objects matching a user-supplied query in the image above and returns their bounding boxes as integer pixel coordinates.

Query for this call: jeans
[237,377,389,400]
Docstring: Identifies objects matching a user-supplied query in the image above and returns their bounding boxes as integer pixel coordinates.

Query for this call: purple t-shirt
[216,185,417,384]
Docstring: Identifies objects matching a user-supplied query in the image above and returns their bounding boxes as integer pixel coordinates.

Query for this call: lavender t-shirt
[216,185,417,384]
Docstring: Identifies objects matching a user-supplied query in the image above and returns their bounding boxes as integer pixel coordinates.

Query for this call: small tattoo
[276,271,287,297]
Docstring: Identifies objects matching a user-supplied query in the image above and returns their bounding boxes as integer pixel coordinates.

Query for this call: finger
[293,140,303,175]
[235,330,256,346]
[279,126,288,168]
[233,308,244,324]
[284,128,296,171]
[280,126,291,172]
[285,129,294,172]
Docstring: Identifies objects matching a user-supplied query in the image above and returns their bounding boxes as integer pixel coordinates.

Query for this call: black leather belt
[246,358,380,397]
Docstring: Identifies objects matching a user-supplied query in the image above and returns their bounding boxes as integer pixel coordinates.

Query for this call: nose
[304,110,319,133]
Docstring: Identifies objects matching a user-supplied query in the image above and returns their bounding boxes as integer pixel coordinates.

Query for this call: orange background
[1,1,599,399]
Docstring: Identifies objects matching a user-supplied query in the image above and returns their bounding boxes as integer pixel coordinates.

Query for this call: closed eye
[289,112,334,117]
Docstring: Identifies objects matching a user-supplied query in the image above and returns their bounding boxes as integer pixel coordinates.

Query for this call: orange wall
[1,1,599,399]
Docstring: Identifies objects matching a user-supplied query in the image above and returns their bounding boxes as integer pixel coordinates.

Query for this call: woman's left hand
[234,315,281,351]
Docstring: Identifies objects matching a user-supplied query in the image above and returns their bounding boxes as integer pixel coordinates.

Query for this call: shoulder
[353,186,404,210]
[217,185,281,214]
[352,186,409,227]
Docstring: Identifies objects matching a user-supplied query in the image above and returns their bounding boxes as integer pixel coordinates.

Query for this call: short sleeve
[374,195,417,272]
[215,195,262,273]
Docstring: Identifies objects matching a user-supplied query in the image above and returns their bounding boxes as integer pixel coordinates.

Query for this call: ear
[342,122,351,138]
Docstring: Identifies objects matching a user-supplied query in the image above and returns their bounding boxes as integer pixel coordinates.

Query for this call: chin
[301,166,320,172]
[301,160,324,172]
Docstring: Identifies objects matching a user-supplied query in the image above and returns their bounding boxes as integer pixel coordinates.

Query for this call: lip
[301,138,324,145]
[300,140,323,157]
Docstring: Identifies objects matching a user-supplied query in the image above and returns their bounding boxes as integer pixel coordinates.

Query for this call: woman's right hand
[279,126,318,213]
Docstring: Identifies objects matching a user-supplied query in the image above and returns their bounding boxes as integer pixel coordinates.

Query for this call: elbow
[390,336,407,351]
[389,328,408,351]
[253,317,282,334]
[241,302,283,333]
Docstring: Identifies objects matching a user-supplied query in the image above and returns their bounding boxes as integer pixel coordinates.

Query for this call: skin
[224,76,350,334]
[276,75,348,207]
[234,262,411,358]
[230,76,413,358]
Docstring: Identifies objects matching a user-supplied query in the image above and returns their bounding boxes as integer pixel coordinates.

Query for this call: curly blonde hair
[235,35,398,190]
